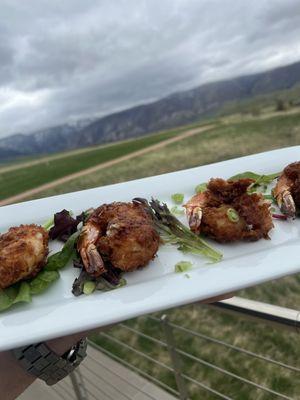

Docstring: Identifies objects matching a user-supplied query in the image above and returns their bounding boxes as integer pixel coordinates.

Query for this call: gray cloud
[1,0,300,137]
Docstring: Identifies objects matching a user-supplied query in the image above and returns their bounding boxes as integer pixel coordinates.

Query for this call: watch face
[67,348,77,364]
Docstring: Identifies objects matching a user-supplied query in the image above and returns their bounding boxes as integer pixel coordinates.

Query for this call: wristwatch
[12,338,87,385]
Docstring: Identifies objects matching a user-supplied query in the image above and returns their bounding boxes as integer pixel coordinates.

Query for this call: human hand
[200,292,234,304]
[0,327,102,400]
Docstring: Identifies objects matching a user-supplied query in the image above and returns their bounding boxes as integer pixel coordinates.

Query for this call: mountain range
[1,60,300,160]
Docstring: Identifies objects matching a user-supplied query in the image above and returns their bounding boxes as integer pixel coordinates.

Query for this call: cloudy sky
[1,0,300,138]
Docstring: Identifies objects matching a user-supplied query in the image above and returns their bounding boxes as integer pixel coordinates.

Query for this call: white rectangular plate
[0,146,300,351]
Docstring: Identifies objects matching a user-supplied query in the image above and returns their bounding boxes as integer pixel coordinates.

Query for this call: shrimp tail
[280,190,296,219]
[184,192,206,234]
[188,207,203,234]
[80,244,106,277]
[77,221,106,277]
[273,163,300,219]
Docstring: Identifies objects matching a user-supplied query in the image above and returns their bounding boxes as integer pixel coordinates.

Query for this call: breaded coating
[233,193,274,240]
[186,178,273,243]
[0,225,49,289]
[78,202,160,276]
[207,178,254,204]
[202,205,248,242]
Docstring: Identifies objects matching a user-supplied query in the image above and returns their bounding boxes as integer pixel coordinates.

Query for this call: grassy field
[31,112,300,201]
[0,126,193,200]
[4,110,300,398]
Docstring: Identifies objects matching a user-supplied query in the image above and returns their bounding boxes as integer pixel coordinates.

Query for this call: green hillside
[31,111,300,202]
[0,127,187,200]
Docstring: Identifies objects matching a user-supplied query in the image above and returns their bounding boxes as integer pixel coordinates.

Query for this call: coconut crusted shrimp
[77,202,160,277]
[0,225,48,289]
[273,162,300,219]
[185,178,273,242]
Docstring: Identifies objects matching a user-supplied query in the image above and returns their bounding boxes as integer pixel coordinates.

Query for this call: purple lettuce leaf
[49,210,84,242]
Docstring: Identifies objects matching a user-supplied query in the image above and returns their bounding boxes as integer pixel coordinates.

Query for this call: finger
[200,292,234,304]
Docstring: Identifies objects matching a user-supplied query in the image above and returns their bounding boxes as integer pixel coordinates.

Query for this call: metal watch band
[12,338,87,386]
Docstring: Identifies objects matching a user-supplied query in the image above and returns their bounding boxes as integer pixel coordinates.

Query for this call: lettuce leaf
[229,171,279,187]
[0,271,60,312]
[29,271,59,295]
[13,282,31,304]
[0,282,31,311]
[45,231,79,271]
[0,288,16,312]
[49,210,84,242]
[228,171,262,181]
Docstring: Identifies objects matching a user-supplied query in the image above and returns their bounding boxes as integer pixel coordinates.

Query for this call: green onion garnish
[195,183,207,194]
[83,281,96,295]
[171,193,184,204]
[175,261,193,273]
[227,208,239,223]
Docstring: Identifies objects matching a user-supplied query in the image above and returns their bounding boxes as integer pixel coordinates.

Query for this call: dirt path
[0,133,161,174]
[0,124,214,207]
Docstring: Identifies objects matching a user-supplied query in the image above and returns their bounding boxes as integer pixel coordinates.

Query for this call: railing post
[69,368,89,400]
[161,314,189,400]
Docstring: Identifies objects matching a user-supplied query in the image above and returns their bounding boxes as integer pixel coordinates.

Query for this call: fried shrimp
[273,161,300,218]
[77,202,160,277]
[0,225,49,289]
[185,178,273,242]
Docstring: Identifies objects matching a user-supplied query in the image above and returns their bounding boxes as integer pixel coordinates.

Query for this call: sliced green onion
[171,193,184,204]
[83,281,96,295]
[227,208,239,223]
[195,183,207,194]
[175,261,193,273]
[184,274,191,279]
[171,206,185,216]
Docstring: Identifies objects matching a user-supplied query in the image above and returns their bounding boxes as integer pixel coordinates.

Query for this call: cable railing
[47,296,299,400]
[95,344,180,397]
[160,319,300,372]
[113,317,299,399]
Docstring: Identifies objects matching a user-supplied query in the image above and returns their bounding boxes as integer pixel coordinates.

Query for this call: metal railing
[212,297,300,333]
[64,296,299,400]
